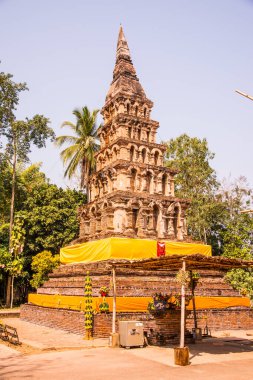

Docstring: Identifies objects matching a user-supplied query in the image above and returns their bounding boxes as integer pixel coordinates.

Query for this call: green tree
[30,251,60,289]
[1,167,85,303]
[165,134,220,244]
[0,153,12,224]
[4,118,55,307]
[0,69,27,137]
[1,67,55,306]
[55,106,100,193]
[219,177,253,298]
[223,213,253,299]
[18,183,86,255]
[5,116,55,238]
[0,216,26,307]
[0,161,47,226]
[20,163,48,192]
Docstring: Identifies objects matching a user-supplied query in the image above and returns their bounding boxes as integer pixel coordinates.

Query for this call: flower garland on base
[84,271,93,339]
[99,286,109,313]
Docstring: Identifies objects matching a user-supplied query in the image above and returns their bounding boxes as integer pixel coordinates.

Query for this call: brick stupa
[78,26,189,243]
[20,28,253,341]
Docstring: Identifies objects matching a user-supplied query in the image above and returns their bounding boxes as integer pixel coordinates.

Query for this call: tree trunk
[9,141,17,240]
[6,140,17,308]
[81,159,90,203]
[6,276,12,308]
[10,276,14,309]
[80,159,86,190]
[203,227,207,244]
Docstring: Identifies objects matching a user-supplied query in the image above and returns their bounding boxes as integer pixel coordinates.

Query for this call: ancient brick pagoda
[20,27,253,341]
[79,26,189,242]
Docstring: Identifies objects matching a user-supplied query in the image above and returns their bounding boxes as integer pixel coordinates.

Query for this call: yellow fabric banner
[28,294,250,312]
[60,237,212,264]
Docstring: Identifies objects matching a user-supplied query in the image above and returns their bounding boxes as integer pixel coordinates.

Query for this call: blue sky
[1,0,253,188]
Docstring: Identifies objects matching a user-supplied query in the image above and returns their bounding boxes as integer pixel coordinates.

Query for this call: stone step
[0,309,20,318]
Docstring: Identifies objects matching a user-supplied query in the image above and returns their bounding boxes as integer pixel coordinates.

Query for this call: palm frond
[61,121,77,130]
[55,135,78,147]
[57,106,101,188]
[60,144,80,164]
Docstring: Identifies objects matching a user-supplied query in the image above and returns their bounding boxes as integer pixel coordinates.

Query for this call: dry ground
[1,317,253,379]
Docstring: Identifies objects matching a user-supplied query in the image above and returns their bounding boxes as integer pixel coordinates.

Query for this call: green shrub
[30,250,60,289]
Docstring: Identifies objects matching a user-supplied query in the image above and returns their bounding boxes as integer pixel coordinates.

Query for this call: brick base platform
[21,261,253,345]
[20,304,253,345]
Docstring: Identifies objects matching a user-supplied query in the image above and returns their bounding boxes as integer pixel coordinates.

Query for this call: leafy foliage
[0,69,27,134]
[165,134,220,243]
[0,154,13,224]
[0,219,25,279]
[165,135,253,297]
[219,178,253,298]
[30,251,60,289]
[0,161,48,225]
[55,106,100,190]
[4,115,55,163]
[18,183,86,255]
[225,269,253,299]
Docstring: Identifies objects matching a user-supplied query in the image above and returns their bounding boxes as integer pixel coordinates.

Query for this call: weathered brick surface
[20,304,253,345]
[20,304,85,335]
[23,262,251,345]
[20,304,181,344]
[186,308,253,331]
[38,264,240,298]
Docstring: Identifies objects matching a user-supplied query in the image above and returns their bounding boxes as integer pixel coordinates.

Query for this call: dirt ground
[1,345,253,380]
[1,318,253,379]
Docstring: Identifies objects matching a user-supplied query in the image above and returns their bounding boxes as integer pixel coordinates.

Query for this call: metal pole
[112,267,116,334]
[235,90,253,102]
[180,260,186,348]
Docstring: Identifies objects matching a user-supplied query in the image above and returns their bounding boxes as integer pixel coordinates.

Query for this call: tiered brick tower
[21,28,252,339]
[79,27,190,242]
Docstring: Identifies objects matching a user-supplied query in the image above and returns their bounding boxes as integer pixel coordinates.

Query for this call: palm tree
[56,106,101,195]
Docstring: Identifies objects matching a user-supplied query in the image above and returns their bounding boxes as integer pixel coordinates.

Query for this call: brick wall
[20,304,253,345]
[186,308,253,331]
[20,304,181,345]
[20,304,85,335]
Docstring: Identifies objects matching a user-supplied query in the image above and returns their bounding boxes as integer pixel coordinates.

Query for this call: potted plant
[147,293,171,315]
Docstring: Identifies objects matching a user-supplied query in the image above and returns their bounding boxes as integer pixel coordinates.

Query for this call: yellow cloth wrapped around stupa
[60,237,211,264]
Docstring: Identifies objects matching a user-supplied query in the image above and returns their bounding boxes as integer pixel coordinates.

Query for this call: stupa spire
[116,25,131,61]
[105,26,146,101]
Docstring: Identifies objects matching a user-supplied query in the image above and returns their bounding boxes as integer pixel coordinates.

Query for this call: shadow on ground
[187,336,253,361]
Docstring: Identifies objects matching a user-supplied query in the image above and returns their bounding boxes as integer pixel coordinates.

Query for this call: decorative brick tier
[38,262,240,298]
[20,304,253,345]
